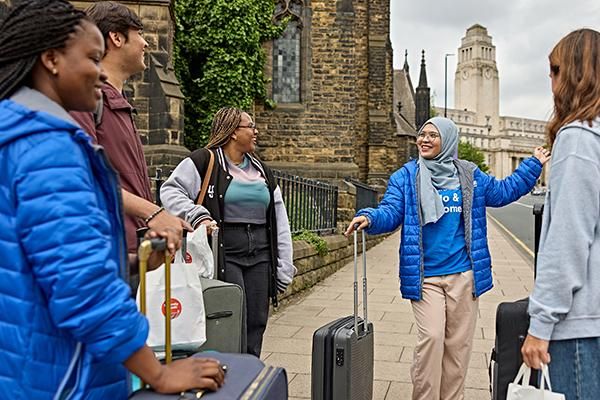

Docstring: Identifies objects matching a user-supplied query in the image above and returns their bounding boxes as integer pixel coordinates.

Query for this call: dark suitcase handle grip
[207,311,233,320]
[149,238,167,252]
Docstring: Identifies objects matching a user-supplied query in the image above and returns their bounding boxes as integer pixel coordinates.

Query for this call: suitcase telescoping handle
[210,222,219,280]
[353,228,369,336]
[138,237,173,366]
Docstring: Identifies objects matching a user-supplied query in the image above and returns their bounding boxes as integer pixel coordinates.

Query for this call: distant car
[530,187,547,196]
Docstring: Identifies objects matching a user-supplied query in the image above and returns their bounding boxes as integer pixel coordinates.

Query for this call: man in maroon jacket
[71,2,188,262]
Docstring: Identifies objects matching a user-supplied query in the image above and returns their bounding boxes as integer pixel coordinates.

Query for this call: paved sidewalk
[261,217,534,399]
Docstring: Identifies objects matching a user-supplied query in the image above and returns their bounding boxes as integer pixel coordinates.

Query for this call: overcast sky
[390,0,600,121]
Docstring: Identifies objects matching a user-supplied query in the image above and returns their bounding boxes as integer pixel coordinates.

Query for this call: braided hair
[0,0,86,99]
[205,107,244,149]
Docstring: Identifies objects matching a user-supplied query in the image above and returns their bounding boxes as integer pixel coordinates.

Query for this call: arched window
[273,0,304,103]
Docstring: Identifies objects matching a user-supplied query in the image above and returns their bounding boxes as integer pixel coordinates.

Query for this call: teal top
[224,155,270,224]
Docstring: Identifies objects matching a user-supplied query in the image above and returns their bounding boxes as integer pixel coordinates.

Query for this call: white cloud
[390,0,600,120]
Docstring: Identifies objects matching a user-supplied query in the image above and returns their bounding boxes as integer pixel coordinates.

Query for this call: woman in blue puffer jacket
[346,117,549,400]
[0,1,223,398]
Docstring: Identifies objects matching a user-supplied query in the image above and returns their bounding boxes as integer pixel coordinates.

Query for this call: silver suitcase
[311,229,374,400]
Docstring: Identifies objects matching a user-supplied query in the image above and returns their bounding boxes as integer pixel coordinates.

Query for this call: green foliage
[173,0,286,150]
[430,93,437,118]
[458,141,490,173]
[293,230,329,257]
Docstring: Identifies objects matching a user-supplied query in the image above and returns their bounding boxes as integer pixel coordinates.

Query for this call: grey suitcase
[197,226,245,353]
[311,229,374,400]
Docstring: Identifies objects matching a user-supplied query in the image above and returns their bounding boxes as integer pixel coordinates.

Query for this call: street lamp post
[444,53,455,118]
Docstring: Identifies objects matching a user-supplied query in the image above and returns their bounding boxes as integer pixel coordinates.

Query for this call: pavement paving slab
[262,216,534,399]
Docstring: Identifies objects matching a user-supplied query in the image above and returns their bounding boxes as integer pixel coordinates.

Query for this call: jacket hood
[561,117,600,137]
[0,87,81,147]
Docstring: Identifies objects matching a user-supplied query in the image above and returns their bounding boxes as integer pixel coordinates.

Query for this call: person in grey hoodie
[522,28,600,399]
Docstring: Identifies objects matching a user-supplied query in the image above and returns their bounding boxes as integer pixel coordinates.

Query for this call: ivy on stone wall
[173,0,286,150]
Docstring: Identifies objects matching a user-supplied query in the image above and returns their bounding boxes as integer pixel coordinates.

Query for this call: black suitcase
[131,238,287,399]
[311,229,374,400]
[489,203,543,400]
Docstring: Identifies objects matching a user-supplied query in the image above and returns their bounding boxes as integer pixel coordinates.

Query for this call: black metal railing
[274,170,338,234]
[344,177,379,212]
[152,168,165,206]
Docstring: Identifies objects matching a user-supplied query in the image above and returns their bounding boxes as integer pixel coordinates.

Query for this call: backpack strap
[196,149,214,205]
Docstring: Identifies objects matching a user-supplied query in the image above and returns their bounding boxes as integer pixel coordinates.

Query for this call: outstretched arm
[483,156,542,207]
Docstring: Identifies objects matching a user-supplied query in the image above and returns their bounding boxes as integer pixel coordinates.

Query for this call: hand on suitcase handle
[344,216,369,236]
[196,219,218,236]
[139,235,169,271]
[152,357,225,394]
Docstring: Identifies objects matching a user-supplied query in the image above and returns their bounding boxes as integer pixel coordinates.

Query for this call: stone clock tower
[454,24,499,129]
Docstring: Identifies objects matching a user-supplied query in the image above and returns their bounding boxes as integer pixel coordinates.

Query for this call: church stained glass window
[273,0,303,103]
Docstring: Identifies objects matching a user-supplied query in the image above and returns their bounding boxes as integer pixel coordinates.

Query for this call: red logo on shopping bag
[185,252,193,263]
[161,298,182,319]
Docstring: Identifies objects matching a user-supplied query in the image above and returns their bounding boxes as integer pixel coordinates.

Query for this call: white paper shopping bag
[136,259,206,351]
[184,224,214,278]
[507,363,565,400]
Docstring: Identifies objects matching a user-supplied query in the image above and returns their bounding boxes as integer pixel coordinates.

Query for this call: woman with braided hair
[161,107,296,357]
[0,1,223,398]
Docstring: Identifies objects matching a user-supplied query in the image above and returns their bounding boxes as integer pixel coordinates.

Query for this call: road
[486,194,546,257]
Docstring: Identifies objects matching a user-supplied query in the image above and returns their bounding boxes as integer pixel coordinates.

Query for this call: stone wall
[274,177,391,301]
[280,232,387,301]
[72,0,189,186]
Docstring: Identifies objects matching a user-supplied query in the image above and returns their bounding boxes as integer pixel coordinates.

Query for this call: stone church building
[64,0,419,190]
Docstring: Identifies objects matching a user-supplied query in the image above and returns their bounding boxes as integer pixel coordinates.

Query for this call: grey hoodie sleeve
[160,157,212,228]
[528,126,600,340]
[273,186,297,292]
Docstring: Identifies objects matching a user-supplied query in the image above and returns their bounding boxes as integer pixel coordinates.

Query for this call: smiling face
[39,19,106,112]
[417,123,442,159]
[122,28,148,74]
[232,112,258,153]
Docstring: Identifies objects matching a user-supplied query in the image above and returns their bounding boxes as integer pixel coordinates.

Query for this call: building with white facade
[438,24,547,182]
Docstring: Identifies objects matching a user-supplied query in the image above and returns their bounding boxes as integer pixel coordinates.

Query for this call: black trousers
[222,223,271,357]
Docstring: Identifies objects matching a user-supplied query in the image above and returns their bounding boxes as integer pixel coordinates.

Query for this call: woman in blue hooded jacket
[346,117,549,400]
[0,1,223,398]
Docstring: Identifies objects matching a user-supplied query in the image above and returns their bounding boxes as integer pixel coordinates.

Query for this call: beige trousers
[410,270,479,400]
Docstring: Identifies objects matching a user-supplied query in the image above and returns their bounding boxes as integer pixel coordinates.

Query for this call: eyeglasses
[417,132,440,141]
[237,122,256,130]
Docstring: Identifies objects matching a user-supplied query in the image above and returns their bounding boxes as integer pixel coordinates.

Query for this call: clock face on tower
[462,70,469,80]
[484,69,492,79]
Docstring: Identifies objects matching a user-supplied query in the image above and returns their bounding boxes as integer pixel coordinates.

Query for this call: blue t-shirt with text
[422,188,471,277]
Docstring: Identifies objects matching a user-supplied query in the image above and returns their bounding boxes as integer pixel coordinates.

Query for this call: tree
[430,92,437,118]
[173,0,286,150]
[458,141,489,173]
